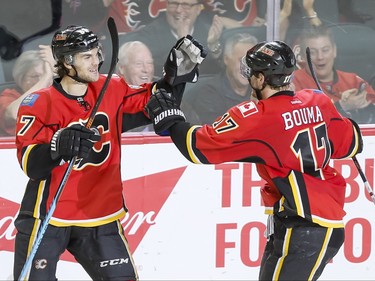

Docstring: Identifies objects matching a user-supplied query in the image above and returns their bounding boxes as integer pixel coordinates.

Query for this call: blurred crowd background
[0,0,374,137]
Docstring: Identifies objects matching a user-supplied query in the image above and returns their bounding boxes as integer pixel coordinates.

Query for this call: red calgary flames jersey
[171,90,362,228]
[16,75,152,226]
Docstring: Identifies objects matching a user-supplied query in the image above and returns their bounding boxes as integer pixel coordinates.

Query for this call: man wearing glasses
[165,0,205,39]
[119,0,241,77]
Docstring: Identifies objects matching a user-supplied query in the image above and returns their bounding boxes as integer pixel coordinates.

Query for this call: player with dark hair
[13,24,205,280]
[146,41,363,280]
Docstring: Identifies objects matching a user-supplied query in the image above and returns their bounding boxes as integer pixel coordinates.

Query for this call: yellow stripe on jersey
[288,171,305,217]
[311,215,344,228]
[116,220,139,280]
[27,219,41,268]
[33,180,46,218]
[49,208,126,227]
[347,125,361,158]
[280,197,285,212]
[308,228,333,280]
[186,125,202,164]
[264,206,273,215]
[21,144,37,176]
[273,227,292,280]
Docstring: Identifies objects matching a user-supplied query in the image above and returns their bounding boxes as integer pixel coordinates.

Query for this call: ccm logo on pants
[100,258,129,267]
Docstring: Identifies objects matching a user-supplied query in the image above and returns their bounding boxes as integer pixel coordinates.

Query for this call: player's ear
[259,72,266,84]
[260,73,266,83]
[63,62,73,70]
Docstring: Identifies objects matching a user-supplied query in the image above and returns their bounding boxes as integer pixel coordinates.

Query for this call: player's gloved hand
[145,87,186,135]
[50,124,101,162]
[154,79,186,107]
[163,35,207,86]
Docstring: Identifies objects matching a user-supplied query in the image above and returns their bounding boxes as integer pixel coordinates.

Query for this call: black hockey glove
[154,78,186,107]
[145,88,186,135]
[50,124,101,162]
[163,35,207,87]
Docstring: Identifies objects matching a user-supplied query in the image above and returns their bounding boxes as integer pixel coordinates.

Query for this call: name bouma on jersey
[282,105,323,130]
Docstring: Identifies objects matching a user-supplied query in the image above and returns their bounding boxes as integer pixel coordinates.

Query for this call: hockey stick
[305,47,375,205]
[18,17,119,281]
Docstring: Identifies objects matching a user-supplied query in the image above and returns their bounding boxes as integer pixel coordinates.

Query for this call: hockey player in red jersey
[146,41,363,280]
[13,24,205,280]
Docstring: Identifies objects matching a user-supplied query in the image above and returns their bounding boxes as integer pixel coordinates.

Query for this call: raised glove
[163,35,207,86]
[50,124,101,161]
[145,88,186,135]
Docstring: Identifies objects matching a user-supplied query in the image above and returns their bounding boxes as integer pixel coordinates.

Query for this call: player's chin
[89,72,100,82]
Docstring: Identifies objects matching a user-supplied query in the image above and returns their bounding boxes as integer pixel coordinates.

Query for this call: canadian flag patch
[237,101,258,117]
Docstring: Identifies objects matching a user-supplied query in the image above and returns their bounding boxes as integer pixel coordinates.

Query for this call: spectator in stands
[253,0,321,44]
[293,25,375,124]
[118,0,242,76]
[182,32,258,124]
[0,45,54,136]
[117,41,155,86]
[117,41,155,132]
[117,40,200,131]
[280,0,322,45]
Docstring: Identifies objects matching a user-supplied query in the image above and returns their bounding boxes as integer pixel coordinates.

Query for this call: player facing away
[13,24,205,280]
[146,41,363,280]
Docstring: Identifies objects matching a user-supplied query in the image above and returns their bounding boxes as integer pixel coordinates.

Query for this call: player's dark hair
[55,60,70,78]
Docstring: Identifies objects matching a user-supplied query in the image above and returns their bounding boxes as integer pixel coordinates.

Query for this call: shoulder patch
[20,93,39,107]
[237,101,258,117]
